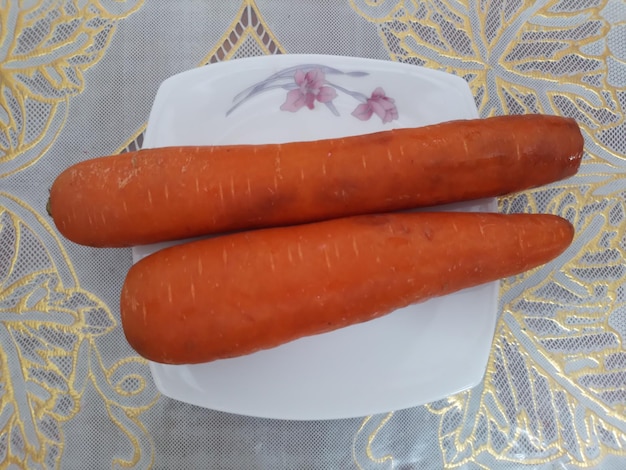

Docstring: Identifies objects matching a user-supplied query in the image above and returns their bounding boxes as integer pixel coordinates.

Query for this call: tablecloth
[2,1,625,468]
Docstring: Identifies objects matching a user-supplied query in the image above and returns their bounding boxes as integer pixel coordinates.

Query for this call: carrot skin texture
[120,212,575,365]
[50,115,583,247]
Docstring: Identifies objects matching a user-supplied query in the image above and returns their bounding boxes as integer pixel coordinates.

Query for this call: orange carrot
[120,212,574,365]
[50,114,583,247]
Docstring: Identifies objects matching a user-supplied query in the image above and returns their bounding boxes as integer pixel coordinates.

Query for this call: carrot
[120,211,574,365]
[50,114,583,247]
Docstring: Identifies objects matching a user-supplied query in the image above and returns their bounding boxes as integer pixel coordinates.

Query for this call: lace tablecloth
[2,1,625,468]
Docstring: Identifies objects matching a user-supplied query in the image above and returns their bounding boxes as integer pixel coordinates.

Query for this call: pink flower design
[280,68,337,112]
[352,87,398,124]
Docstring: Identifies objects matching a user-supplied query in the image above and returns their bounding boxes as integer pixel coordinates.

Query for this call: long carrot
[120,211,574,365]
[50,114,583,247]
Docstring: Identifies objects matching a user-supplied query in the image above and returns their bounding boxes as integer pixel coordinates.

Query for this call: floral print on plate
[227,64,398,124]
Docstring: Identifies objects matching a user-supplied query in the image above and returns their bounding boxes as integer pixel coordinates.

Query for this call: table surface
[2,1,625,468]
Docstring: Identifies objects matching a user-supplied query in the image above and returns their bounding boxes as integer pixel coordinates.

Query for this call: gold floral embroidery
[0,193,158,468]
[0,0,143,177]
[352,413,395,469]
[202,0,285,64]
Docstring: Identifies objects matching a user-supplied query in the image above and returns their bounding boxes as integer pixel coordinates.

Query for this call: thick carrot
[50,114,583,247]
[120,212,574,365]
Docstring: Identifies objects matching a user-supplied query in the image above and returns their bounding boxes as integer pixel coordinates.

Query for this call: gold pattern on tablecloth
[202,0,285,64]
[0,0,144,177]
[349,0,626,467]
[0,193,158,468]
[1,1,154,467]
[352,412,394,469]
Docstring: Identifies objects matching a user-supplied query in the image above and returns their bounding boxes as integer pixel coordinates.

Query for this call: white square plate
[133,54,499,420]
